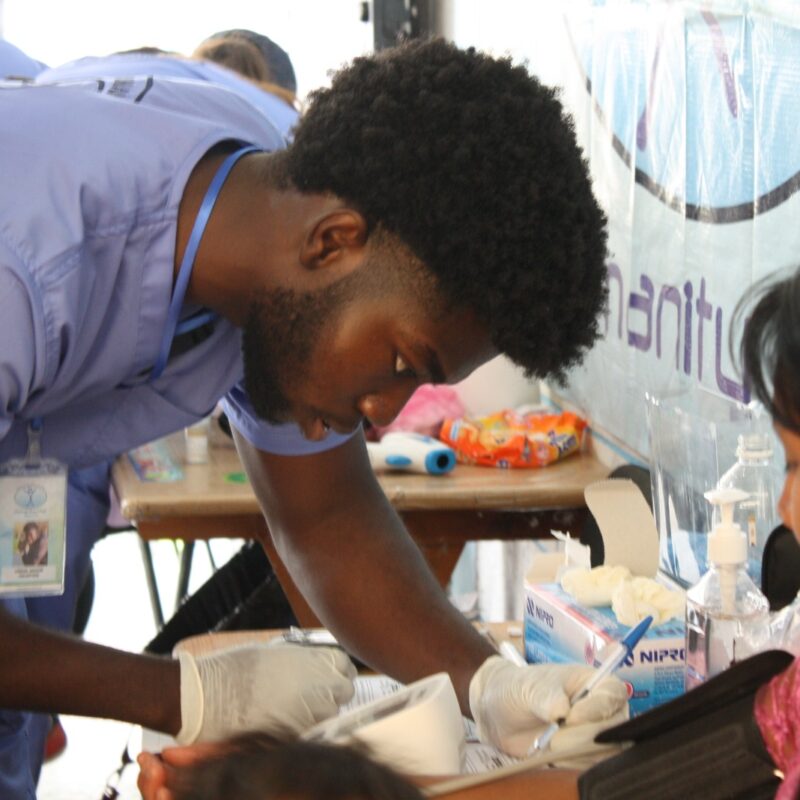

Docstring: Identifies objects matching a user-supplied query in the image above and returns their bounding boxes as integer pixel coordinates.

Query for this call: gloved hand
[469,655,629,761]
[177,643,356,744]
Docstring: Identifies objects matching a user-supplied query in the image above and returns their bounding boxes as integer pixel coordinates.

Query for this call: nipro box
[524,582,685,716]
[522,478,687,716]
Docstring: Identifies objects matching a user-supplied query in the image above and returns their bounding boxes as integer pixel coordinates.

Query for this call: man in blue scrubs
[1,38,303,789]
[9,36,300,648]
[0,38,626,798]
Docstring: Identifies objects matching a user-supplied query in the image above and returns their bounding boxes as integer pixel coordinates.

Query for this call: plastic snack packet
[439,409,587,468]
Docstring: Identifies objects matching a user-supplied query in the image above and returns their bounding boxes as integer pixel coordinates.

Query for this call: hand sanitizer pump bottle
[685,488,769,690]
[716,433,778,584]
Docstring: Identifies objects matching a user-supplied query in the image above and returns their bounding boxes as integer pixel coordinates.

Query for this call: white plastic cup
[184,418,210,464]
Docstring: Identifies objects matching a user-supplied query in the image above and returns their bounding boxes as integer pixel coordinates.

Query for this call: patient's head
[739,267,800,538]
[169,731,424,800]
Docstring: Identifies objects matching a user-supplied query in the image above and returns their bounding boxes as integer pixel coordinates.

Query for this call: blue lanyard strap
[175,308,218,336]
[150,144,260,381]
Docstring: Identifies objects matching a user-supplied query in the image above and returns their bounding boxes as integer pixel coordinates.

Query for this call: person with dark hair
[191,35,297,109]
[0,37,623,798]
[732,267,800,798]
[191,36,271,84]
[158,732,426,800]
[281,44,607,384]
[560,266,800,800]
[739,269,800,441]
[143,730,583,800]
[194,28,297,95]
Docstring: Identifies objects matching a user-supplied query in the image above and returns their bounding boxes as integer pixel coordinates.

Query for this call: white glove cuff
[176,651,204,745]
[468,655,506,723]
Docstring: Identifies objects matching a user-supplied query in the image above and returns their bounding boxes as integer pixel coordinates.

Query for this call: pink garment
[372,384,465,440]
[754,655,800,799]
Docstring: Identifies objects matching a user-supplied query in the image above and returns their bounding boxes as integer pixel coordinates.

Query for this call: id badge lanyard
[0,418,68,597]
[150,144,260,381]
[0,145,259,598]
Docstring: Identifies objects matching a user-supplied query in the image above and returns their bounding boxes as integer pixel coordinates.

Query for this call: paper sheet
[142,674,518,775]
[341,674,403,710]
[343,676,519,774]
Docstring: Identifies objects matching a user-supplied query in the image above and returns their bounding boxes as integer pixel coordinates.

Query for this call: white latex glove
[611,576,685,626]
[469,655,628,759]
[177,643,356,744]
[560,565,632,606]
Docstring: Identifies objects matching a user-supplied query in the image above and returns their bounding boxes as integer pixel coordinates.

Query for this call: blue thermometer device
[366,432,456,475]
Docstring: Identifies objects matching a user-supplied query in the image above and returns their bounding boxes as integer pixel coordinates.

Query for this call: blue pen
[530,615,654,753]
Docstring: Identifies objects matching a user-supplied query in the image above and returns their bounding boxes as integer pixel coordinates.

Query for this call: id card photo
[0,471,66,597]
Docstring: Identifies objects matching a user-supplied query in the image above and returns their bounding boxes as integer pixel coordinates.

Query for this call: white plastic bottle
[685,488,770,690]
[716,433,779,584]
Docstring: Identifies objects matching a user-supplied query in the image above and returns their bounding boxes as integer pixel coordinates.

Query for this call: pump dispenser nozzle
[704,488,750,615]
[704,488,749,520]
[704,488,749,567]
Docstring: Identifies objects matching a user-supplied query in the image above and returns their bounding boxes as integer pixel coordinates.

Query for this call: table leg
[138,537,165,629]
[175,541,195,613]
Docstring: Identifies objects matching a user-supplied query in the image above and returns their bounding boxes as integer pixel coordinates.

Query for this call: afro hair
[286,37,608,382]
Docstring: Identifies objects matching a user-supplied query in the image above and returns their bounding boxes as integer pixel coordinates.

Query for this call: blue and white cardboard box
[523,581,685,716]
[523,478,686,716]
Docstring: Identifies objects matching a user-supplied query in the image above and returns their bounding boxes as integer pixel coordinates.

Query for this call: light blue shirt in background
[35,52,298,139]
[0,39,47,79]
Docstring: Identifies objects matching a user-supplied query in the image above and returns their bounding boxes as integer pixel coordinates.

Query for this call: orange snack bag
[439,409,587,468]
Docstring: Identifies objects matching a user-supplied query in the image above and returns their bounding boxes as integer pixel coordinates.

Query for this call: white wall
[1,0,373,98]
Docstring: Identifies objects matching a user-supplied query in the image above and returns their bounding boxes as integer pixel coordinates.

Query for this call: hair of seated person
[169,731,425,800]
[738,266,800,434]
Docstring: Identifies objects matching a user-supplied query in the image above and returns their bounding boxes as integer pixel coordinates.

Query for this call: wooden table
[112,431,608,626]
[172,620,524,660]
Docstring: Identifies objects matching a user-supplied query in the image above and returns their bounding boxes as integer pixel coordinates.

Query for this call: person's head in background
[167,732,424,800]
[193,36,269,82]
[242,37,609,432]
[740,267,800,537]
[194,28,297,106]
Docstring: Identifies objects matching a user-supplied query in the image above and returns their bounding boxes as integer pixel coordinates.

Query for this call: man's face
[776,421,800,541]
[241,261,495,440]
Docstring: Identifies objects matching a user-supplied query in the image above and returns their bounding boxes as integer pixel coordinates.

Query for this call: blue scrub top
[0,39,46,79]
[35,52,298,139]
[0,77,354,469]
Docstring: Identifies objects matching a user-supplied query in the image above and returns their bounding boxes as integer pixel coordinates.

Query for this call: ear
[300,209,368,273]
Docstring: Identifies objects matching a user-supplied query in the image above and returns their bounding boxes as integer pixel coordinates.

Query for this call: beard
[241,274,361,424]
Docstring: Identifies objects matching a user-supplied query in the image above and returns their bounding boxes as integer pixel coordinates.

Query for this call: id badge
[0,425,67,597]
